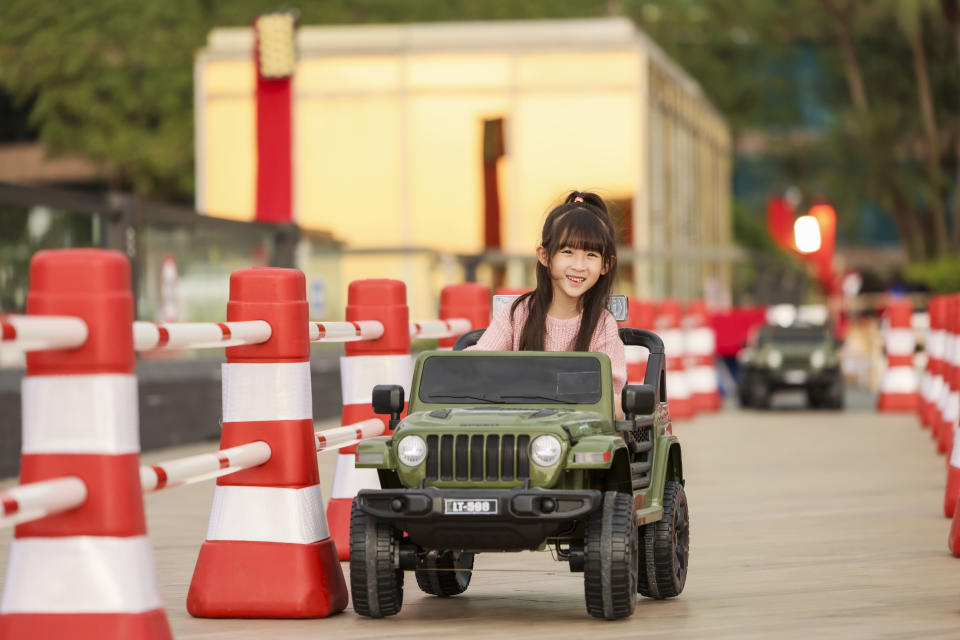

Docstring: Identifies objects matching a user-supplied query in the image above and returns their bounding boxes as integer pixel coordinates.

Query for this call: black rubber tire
[737,372,752,408]
[638,480,689,599]
[583,491,638,620]
[349,501,404,617]
[806,387,825,409]
[748,377,769,409]
[826,375,845,409]
[415,551,475,596]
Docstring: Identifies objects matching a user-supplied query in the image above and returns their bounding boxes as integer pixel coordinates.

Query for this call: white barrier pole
[315,418,385,452]
[309,320,384,342]
[140,441,272,491]
[134,320,272,351]
[0,477,87,528]
[0,315,88,351]
[410,318,472,340]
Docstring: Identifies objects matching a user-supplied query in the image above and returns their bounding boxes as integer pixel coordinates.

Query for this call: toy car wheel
[825,375,845,409]
[748,377,769,409]
[583,491,638,620]
[638,480,689,599]
[806,387,825,409]
[349,501,404,617]
[737,373,752,407]
[415,551,475,596]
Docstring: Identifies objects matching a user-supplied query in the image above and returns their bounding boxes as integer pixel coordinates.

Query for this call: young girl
[468,190,627,409]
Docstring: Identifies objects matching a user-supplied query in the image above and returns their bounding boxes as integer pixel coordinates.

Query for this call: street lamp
[794,215,822,253]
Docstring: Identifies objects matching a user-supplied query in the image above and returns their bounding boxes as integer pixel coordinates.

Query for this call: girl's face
[536,244,610,306]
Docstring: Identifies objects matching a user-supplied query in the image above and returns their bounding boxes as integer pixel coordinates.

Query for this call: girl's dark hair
[512,190,618,351]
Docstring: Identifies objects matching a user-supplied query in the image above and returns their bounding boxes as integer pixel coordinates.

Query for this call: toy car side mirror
[372,384,405,426]
[622,384,657,419]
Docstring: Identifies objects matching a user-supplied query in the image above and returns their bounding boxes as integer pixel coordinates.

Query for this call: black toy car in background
[737,323,844,409]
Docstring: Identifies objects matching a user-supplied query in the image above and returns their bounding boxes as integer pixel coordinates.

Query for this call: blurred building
[195,18,733,317]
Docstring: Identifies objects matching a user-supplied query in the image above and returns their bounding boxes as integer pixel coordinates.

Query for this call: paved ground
[2,396,959,639]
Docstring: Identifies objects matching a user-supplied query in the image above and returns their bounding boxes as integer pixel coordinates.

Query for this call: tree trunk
[944,0,960,248]
[819,0,869,111]
[889,184,928,261]
[909,21,949,257]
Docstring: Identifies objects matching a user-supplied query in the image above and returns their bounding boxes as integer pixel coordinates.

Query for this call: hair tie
[573,196,584,203]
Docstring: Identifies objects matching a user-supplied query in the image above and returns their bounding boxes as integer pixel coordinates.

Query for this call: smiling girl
[468,190,627,405]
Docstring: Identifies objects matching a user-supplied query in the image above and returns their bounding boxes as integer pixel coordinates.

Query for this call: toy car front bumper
[355,486,603,551]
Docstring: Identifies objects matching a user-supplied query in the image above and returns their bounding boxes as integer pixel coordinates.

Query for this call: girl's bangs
[553,210,610,255]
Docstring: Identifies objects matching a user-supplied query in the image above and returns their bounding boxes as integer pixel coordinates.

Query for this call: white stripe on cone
[1,536,162,613]
[885,328,916,356]
[330,454,380,499]
[339,355,412,406]
[688,366,717,395]
[222,362,312,422]
[880,366,920,393]
[206,484,330,543]
[22,375,140,454]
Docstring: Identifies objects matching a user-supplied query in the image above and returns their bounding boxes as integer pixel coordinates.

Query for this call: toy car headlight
[397,435,427,467]
[766,350,782,369]
[530,435,563,467]
[810,349,826,369]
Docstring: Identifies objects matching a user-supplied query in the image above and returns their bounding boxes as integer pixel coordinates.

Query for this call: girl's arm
[464,303,517,351]
[594,311,627,419]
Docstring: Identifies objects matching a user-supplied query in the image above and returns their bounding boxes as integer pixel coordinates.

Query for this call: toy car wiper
[428,393,500,403]
[499,394,576,404]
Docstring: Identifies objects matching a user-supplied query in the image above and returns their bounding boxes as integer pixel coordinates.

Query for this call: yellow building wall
[200,59,255,221]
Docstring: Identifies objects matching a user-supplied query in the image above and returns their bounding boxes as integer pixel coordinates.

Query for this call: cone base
[0,609,171,640]
[670,397,695,420]
[187,538,347,618]
[877,393,919,412]
[692,392,721,412]
[921,401,934,429]
[940,426,955,456]
[326,497,353,561]
[950,505,960,556]
[946,466,960,518]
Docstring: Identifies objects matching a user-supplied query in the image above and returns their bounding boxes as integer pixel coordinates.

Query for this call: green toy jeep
[737,323,844,409]
[349,328,688,620]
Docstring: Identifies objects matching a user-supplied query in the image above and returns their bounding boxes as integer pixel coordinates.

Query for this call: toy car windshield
[417,354,603,404]
[758,326,830,344]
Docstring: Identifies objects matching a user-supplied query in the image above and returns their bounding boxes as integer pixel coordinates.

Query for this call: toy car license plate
[444,498,498,515]
[784,370,807,384]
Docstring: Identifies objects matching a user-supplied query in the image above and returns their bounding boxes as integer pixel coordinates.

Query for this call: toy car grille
[425,433,531,483]
[781,356,809,369]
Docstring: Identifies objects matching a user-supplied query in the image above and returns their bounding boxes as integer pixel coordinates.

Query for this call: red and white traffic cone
[939,295,960,455]
[0,249,172,639]
[921,296,945,430]
[877,298,920,412]
[326,279,412,561]
[945,428,960,518]
[934,296,957,447]
[656,299,694,421]
[438,283,490,349]
[187,268,347,618]
[619,297,656,384]
[949,500,960,555]
[685,300,721,412]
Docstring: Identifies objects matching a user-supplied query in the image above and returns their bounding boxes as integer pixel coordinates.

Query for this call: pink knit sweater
[467,301,627,403]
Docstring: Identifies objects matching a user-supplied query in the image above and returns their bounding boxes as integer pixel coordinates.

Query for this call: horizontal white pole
[141,441,272,492]
[0,315,88,352]
[315,418,385,452]
[410,318,471,339]
[0,476,87,528]
[134,320,271,351]
[309,320,384,342]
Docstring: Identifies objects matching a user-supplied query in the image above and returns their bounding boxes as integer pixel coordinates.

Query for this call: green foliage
[0,0,611,201]
[905,256,960,293]
[732,200,774,253]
